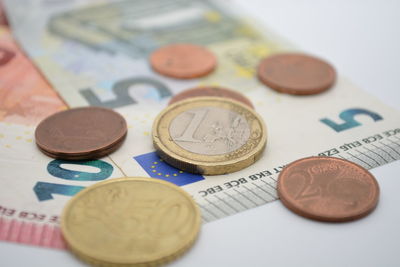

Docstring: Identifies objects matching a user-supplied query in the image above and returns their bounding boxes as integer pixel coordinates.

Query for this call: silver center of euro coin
[169,106,250,155]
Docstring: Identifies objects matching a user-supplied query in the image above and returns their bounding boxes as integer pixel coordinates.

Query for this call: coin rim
[35,107,127,157]
[257,53,337,95]
[277,156,380,222]
[36,133,126,160]
[61,177,201,265]
[168,86,254,109]
[152,97,267,175]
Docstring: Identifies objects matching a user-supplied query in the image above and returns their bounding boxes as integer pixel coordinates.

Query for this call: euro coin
[277,156,379,222]
[150,44,217,79]
[61,177,201,267]
[153,97,267,175]
[35,107,127,160]
[257,53,336,95]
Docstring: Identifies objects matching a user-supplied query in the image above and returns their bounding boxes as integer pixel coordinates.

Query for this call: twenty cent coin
[277,157,379,222]
[150,44,217,79]
[153,97,267,175]
[61,177,201,267]
[257,53,336,95]
[168,86,254,109]
[35,107,127,160]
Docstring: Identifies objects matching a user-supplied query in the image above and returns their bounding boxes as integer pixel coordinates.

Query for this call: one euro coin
[153,97,267,175]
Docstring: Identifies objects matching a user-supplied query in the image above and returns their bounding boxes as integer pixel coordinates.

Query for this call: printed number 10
[33,160,113,201]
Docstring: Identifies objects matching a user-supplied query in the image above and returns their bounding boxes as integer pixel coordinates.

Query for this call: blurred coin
[277,156,379,222]
[61,177,201,267]
[150,44,217,79]
[257,53,336,95]
[153,97,267,175]
[168,86,254,109]
[35,107,127,160]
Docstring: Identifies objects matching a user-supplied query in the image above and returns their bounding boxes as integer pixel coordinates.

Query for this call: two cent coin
[258,53,336,95]
[153,97,267,175]
[150,44,217,79]
[278,157,379,222]
[35,107,127,160]
[61,177,201,267]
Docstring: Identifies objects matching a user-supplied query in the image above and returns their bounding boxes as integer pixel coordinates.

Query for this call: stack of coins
[35,107,127,160]
[32,42,381,267]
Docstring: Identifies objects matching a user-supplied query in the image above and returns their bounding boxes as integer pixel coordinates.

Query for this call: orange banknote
[0,26,66,125]
[0,1,7,25]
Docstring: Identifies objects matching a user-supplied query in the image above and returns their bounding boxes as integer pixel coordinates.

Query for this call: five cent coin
[257,53,336,95]
[61,177,201,267]
[277,156,379,222]
[153,97,267,175]
[168,86,254,109]
[35,107,127,160]
[150,44,217,79]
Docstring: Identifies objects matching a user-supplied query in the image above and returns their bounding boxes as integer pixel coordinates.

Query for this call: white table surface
[2,0,400,266]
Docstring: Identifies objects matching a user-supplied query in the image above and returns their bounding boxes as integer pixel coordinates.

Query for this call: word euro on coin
[61,177,201,267]
[35,107,127,160]
[150,44,217,79]
[153,97,267,175]
[257,53,336,95]
[277,156,379,222]
[168,86,254,109]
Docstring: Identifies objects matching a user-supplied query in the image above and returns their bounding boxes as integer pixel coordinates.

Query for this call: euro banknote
[0,25,123,248]
[2,0,400,249]
[0,1,7,25]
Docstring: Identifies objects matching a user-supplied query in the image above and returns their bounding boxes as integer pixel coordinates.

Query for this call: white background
[2,0,400,266]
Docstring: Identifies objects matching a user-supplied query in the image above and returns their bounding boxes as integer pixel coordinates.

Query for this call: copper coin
[35,107,127,160]
[168,86,254,109]
[277,156,379,222]
[150,44,217,79]
[257,53,336,95]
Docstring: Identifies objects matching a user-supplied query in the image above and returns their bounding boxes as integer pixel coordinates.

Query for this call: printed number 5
[320,108,383,132]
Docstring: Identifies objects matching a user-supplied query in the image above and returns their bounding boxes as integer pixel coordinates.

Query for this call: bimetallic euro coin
[153,97,267,175]
[61,177,201,267]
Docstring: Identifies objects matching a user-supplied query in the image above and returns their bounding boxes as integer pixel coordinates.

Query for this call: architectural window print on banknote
[48,0,260,58]
[43,0,288,109]
[0,27,66,125]
[1,0,400,250]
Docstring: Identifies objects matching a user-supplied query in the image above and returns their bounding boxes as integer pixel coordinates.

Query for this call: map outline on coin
[153,97,267,175]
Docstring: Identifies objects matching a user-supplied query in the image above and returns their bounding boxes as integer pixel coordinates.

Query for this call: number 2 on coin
[320,108,383,132]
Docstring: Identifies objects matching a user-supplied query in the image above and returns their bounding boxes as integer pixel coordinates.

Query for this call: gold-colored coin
[61,177,201,267]
[153,97,267,175]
